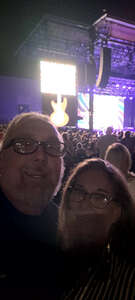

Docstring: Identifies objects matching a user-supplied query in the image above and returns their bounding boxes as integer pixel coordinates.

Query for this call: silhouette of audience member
[74,142,86,164]
[121,131,134,154]
[58,158,135,299]
[121,131,135,173]
[117,130,124,142]
[0,112,65,296]
[105,142,135,202]
[97,126,118,159]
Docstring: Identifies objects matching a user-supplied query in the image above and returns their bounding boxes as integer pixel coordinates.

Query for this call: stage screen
[93,94,124,130]
[77,92,89,129]
[40,61,76,95]
[77,93,124,130]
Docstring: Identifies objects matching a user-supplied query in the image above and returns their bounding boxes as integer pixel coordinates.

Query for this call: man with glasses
[0,112,65,291]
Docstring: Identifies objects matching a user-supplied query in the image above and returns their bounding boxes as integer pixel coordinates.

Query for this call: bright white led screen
[77,93,124,130]
[40,61,76,96]
[93,94,124,130]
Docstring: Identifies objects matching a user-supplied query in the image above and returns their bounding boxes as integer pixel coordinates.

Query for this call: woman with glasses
[58,158,135,299]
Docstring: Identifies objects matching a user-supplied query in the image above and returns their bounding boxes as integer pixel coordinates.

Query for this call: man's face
[0,118,63,215]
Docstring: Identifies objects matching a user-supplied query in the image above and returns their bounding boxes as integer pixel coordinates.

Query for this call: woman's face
[64,168,121,250]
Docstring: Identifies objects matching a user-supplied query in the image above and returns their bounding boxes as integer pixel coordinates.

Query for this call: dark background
[1,0,135,76]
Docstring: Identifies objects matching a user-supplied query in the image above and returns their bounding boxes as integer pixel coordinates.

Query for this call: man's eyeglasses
[4,138,65,157]
[68,185,113,209]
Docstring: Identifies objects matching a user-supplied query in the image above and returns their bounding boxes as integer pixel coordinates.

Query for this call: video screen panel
[40,61,76,96]
[93,94,124,130]
[77,93,124,130]
[77,92,89,129]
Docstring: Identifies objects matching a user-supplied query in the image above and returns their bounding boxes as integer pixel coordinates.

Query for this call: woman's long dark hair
[58,158,135,260]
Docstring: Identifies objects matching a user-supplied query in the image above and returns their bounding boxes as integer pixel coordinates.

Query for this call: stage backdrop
[42,94,78,127]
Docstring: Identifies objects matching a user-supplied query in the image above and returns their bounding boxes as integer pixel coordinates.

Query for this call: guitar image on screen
[50,94,69,127]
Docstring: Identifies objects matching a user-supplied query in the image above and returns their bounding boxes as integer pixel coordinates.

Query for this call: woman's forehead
[75,168,114,193]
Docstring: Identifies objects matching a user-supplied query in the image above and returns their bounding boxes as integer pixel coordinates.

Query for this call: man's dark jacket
[0,189,63,298]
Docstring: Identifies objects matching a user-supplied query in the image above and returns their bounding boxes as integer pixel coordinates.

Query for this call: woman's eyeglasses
[68,185,113,209]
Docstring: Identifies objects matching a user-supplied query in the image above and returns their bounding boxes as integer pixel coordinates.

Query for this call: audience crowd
[58,126,135,183]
